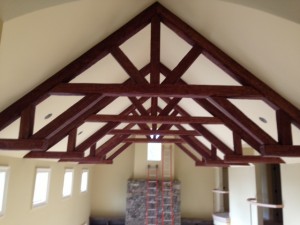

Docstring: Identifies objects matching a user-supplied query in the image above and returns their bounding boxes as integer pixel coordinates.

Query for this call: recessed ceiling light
[44,113,52,120]
[259,117,267,123]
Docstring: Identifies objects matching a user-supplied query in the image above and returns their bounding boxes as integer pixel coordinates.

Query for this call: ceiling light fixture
[44,113,52,120]
[259,117,267,123]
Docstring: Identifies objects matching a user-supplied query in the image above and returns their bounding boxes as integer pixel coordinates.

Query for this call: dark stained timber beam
[157,92,234,155]
[208,97,277,145]
[55,97,148,153]
[32,95,105,140]
[160,98,181,116]
[150,15,160,84]
[262,145,300,157]
[211,145,217,160]
[196,161,230,167]
[205,159,249,167]
[189,123,234,155]
[107,143,132,161]
[159,65,259,154]
[179,135,211,159]
[150,16,160,121]
[95,123,135,157]
[25,151,84,159]
[233,133,243,155]
[162,46,202,84]
[123,138,184,143]
[86,115,222,124]
[75,122,120,152]
[78,158,113,164]
[224,155,284,164]
[276,110,292,145]
[19,105,35,139]
[130,110,152,140]
[46,96,117,148]
[156,3,300,127]
[111,47,148,84]
[0,139,47,151]
[0,3,158,131]
[175,143,202,163]
[90,144,96,157]
[60,158,113,164]
[51,84,261,98]
[129,97,149,115]
[67,129,77,152]
[109,129,200,136]
[196,98,261,150]
[96,134,131,157]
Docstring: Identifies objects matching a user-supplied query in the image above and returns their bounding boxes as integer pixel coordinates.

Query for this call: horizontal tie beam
[51,84,261,99]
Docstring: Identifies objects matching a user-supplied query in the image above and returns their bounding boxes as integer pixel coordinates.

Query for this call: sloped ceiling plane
[1,2,300,166]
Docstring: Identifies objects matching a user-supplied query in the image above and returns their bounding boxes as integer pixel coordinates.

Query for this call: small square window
[62,169,74,197]
[0,166,9,216]
[32,168,51,207]
[80,170,89,192]
[147,143,162,161]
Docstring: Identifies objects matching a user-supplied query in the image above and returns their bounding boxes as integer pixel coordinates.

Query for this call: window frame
[0,166,9,217]
[32,168,51,207]
[80,169,89,193]
[62,168,74,198]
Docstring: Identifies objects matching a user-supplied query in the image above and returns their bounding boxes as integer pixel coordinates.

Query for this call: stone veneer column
[125,179,181,225]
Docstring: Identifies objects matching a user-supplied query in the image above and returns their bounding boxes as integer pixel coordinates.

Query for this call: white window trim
[80,169,89,193]
[32,168,51,207]
[62,168,74,198]
[0,166,9,217]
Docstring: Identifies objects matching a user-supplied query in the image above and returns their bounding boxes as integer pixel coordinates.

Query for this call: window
[62,169,74,197]
[80,170,89,192]
[32,168,50,207]
[0,167,9,216]
[147,143,162,161]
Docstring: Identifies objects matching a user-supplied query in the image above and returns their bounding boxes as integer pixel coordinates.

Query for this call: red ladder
[146,165,159,225]
[161,144,174,225]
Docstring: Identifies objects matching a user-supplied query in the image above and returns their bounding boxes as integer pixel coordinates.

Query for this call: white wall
[229,166,257,225]
[281,163,300,225]
[90,145,134,217]
[175,145,215,219]
[0,155,91,225]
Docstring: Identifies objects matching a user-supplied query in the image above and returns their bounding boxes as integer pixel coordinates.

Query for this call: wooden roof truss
[1,3,300,166]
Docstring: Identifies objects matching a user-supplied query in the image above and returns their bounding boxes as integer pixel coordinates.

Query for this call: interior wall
[133,143,148,179]
[0,19,2,43]
[0,155,91,225]
[133,143,175,179]
[280,163,300,225]
[90,145,134,218]
[174,145,215,219]
[228,166,257,225]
